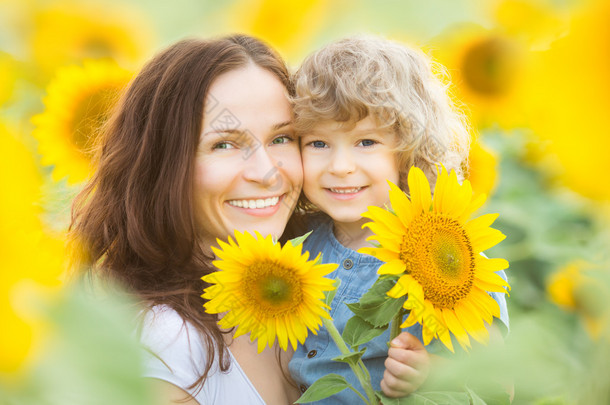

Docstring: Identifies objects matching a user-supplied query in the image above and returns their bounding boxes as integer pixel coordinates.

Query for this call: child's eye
[271,135,293,145]
[308,140,327,148]
[359,139,377,147]
[212,141,236,150]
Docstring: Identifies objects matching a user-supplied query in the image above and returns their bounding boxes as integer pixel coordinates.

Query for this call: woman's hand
[380,332,430,398]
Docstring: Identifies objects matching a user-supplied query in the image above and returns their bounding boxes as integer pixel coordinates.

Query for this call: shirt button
[307,350,317,358]
[343,258,354,270]
[300,384,308,393]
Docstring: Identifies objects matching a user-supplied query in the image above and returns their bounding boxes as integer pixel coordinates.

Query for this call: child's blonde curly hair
[292,35,471,191]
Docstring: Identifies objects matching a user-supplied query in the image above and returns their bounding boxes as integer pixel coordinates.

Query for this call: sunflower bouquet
[202,166,511,404]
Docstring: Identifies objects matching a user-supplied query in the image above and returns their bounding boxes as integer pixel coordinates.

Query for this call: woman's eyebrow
[201,128,243,137]
[272,120,292,130]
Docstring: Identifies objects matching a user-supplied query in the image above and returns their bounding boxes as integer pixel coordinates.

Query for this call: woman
[70,35,303,404]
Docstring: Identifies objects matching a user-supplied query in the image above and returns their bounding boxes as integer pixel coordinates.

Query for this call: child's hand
[380,332,430,398]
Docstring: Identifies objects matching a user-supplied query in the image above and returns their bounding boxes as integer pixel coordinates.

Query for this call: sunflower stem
[322,317,377,405]
[390,308,406,341]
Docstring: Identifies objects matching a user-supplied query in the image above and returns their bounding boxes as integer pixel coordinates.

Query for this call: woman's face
[195,64,302,248]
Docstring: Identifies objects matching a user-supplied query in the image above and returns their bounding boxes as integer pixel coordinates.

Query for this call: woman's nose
[243,145,281,188]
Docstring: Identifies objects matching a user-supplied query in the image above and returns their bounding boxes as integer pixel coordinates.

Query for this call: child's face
[301,116,400,225]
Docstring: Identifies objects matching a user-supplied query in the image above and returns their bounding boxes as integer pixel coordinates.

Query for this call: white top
[139,305,265,405]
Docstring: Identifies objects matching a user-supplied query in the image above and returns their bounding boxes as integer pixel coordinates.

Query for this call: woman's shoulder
[139,305,209,370]
[138,305,214,402]
[139,305,265,405]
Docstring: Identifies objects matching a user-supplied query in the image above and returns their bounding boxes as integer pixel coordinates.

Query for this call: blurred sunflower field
[1,0,609,403]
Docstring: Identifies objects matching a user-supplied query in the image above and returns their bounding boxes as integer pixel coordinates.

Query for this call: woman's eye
[212,141,235,150]
[271,135,293,145]
[359,139,376,147]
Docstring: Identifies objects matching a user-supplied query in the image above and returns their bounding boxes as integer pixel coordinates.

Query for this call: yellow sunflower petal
[387,275,413,298]
[464,213,500,236]
[378,259,408,276]
[388,180,414,227]
[476,256,510,273]
[358,247,400,264]
[442,309,472,350]
[407,167,432,214]
[362,205,402,233]
[458,192,487,224]
[469,227,506,254]
[434,168,471,217]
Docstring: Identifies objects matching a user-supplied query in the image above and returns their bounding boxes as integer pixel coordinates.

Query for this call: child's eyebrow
[306,127,386,136]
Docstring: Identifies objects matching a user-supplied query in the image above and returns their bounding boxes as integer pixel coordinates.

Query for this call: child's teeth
[331,188,361,194]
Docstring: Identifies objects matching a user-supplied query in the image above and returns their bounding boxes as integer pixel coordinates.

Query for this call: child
[288,35,510,403]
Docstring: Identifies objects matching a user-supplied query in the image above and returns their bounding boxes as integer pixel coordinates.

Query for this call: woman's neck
[332,218,374,251]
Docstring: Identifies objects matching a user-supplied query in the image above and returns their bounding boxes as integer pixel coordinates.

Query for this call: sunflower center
[461,37,519,96]
[260,276,292,303]
[71,87,119,156]
[81,38,116,60]
[399,213,475,309]
[243,260,303,317]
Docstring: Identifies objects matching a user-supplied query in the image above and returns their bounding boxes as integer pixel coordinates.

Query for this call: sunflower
[32,59,133,184]
[30,2,153,77]
[226,0,329,64]
[547,261,609,340]
[466,138,499,198]
[202,231,337,352]
[1,125,65,372]
[430,23,528,130]
[493,0,570,51]
[359,167,510,352]
[523,0,610,200]
[0,52,19,106]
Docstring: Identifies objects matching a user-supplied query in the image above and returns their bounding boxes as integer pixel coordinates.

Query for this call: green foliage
[343,316,388,349]
[289,231,312,247]
[0,282,158,405]
[295,374,353,403]
[377,390,470,404]
[332,348,367,364]
[324,278,340,308]
[346,276,406,328]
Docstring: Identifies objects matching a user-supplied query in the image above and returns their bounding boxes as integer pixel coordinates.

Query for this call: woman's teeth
[228,196,280,209]
[329,187,362,194]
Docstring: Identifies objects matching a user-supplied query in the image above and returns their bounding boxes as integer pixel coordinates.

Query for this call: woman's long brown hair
[69,35,295,392]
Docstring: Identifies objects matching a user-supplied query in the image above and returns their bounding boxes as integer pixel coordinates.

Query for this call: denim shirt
[289,215,510,404]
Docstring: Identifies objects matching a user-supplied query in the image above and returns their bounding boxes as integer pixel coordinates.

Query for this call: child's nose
[328,147,356,176]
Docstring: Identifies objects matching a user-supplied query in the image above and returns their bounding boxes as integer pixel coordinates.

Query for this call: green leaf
[324,279,341,308]
[464,385,511,405]
[332,348,366,365]
[346,276,406,327]
[295,374,352,403]
[377,391,471,405]
[465,387,487,405]
[343,315,388,349]
[360,276,399,306]
[347,292,405,328]
[289,230,312,247]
